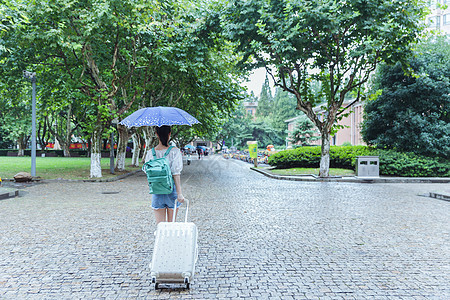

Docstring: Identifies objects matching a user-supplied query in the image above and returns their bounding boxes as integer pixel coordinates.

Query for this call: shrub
[377,150,449,177]
[268,146,449,177]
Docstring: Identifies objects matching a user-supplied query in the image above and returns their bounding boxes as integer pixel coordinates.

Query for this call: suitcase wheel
[184,277,190,289]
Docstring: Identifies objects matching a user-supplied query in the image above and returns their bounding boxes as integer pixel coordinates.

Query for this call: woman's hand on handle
[173,174,184,203]
[177,194,185,203]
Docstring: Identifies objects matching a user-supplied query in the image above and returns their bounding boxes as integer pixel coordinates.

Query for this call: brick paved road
[0,155,449,299]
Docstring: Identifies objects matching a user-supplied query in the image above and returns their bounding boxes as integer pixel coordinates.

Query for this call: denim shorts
[151,184,181,210]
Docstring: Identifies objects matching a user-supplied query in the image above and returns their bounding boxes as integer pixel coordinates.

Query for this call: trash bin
[356,156,379,177]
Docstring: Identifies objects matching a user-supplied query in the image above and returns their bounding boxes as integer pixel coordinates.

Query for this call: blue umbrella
[119,106,200,128]
[184,145,196,149]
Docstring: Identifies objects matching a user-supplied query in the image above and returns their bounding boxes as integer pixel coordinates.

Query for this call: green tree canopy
[270,87,297,133]
[289,114,320,146]
[0,0,244,176]
[362,37,450,158]
[222,0,427,176]
[255,75,273,118]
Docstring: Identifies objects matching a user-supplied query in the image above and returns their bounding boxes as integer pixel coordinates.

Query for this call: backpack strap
[163,146,174,158]
[150,146,174,159]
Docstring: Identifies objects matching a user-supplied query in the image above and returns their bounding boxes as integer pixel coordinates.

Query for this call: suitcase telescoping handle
[172,198,189,223]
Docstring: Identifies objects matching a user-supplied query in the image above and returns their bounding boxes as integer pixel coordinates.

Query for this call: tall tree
[362,37,450,158]
[271,87,297,133]
[223,0,427,176]
[289,114,320,146]
[117,0,244,164]
[15,0,167,177]
[0,88,31,155]
[216,97,286,149]
[256,75,273,118]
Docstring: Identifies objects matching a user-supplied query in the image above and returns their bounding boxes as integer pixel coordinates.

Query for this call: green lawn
[0,157,141,180]
[267,167,355,176]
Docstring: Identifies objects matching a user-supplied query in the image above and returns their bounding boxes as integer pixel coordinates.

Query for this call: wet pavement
[0,155,449,299]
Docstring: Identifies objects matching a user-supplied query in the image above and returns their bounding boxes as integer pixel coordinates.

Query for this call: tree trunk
[131,133,140,167]
[55,136,71,157]
[37,116,49,151]
[64,104,72,157]
[319,130,331,177]
[62,141,71,157]
[90,127,103,178]
[115,124,128,171]
[141,127,155,163]
[17,136,26,157]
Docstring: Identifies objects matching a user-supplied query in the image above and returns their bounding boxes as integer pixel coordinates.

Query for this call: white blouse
[144,147,183,175]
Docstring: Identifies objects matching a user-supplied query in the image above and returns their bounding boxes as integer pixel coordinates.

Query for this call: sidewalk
[1,155,449,298]
[251,167,450,201]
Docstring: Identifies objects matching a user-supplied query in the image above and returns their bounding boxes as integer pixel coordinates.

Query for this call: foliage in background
[255,76,273,119]
[0,84,32,153]
[216,78,299,149]
[222,0,427,177]
[362,37,450,158]
[288,114,320,146]
[268,146,449,177]
[0,0,244,176]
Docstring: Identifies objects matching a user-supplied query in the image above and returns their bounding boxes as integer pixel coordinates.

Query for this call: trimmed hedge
[268,146,450,177]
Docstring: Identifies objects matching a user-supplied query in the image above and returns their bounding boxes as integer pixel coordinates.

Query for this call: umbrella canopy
[119,106,200,128]
[184,145,196,149]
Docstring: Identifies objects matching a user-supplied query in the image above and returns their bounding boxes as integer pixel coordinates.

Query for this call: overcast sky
[242,67,268,98]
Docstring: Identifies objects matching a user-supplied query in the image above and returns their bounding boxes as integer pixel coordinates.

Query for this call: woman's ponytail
[155,125,171,147]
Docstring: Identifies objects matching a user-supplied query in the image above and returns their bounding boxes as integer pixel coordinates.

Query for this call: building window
[247,109,253,115]
[428,16,441,29]
[444,14,450,25]
[428,0,443,8]
[428,0,436,9]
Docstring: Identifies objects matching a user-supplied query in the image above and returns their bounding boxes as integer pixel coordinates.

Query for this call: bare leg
[154,208,167,224]
[167,207,178,222]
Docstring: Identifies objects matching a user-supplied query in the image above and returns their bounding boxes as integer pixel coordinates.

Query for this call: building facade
[243,101,258,119]
[426,0,450,35]
[286,100,365,147]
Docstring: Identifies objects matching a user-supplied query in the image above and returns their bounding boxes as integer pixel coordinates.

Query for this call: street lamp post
[23,71,37,177]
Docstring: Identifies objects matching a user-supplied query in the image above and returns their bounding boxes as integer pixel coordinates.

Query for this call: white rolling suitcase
[150,199,198,289]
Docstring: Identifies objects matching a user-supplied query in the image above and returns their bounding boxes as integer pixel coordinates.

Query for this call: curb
[0,170,142,200]
[427,192,450,202]
[81,170,142,183]
[0,170,142,184]
[250,167,450,184]
[0,187,20,200]
[37,169,142,183]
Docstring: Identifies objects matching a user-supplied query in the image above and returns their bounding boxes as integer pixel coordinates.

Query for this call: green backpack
[142,146,174,194]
